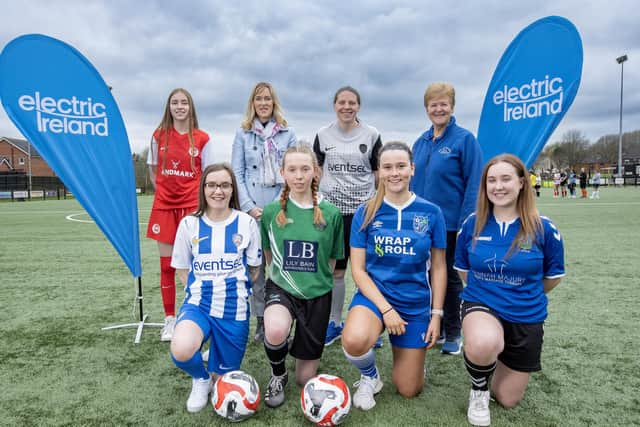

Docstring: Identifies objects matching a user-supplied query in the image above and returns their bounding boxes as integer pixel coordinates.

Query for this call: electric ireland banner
[0,34,142,277]
[477,16,583,168]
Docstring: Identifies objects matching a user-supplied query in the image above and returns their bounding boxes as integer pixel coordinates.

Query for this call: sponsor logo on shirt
[283,240,318,272]
[373,235,416,256]
[472,254,525,286]
[327,162,367,174]
[193,258,243,272]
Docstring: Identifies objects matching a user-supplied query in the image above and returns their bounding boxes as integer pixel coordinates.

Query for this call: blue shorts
[177,304,249,375]
[349,291,430,349]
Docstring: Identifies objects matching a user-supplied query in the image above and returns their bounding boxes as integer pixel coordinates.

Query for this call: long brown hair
[194,163,240,217]
[276,145,325,228]
[156,88,199,173]
[473,153,542,254]
[361,141,413,229]
[241,82,288,130]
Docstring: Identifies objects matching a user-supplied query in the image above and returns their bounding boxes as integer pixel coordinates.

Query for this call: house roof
[0,137,42,158]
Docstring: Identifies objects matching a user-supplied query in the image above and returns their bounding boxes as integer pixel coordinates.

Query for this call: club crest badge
[232,233,243,247]
[413,215,429,234]
[189,147,199,157]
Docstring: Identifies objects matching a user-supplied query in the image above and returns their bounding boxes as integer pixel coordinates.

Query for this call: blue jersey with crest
[454,213,565,323]
[350,194,447,320]
[171,210,262,321]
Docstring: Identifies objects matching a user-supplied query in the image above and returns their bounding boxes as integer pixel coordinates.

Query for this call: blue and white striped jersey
[350,194,447,320]
[171,210,262,321]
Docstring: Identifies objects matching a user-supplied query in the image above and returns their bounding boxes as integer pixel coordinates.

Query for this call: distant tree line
[535,129,640,172]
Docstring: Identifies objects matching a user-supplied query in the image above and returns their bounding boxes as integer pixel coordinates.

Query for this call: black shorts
[265,279,332,360]
[335,214,353,270]
[461,300,543,372]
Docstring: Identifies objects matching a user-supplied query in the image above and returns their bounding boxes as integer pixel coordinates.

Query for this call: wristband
[431,309,444,317]
[381,307,394,316]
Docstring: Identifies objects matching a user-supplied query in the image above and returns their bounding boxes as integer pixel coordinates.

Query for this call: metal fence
[0,174,69,201]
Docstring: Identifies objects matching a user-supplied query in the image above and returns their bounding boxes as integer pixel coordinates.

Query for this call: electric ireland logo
[492,75,563,122]
[18,92,109,136]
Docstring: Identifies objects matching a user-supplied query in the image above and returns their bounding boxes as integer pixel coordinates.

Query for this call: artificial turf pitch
[1,187,639,426]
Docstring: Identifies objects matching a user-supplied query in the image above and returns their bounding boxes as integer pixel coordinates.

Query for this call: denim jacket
[231,125,297,212]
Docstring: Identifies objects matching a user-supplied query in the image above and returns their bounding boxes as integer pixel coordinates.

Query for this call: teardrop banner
[0,34,141,277]
[477,16,583,168]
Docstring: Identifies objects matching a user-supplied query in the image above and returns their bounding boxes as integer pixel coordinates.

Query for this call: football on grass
[211,370,260,422]
[301,374,351,426]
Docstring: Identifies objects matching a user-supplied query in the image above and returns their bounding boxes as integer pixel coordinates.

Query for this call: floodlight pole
[616,54,628,179]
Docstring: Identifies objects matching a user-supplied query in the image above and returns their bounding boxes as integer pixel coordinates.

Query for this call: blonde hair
[241,82,288,130]
[194,163,240,217]
[276,145,326,228]
[474,153,542,255]
[156,88,199,173]
[361,141,413,229]
[423,82,456,108]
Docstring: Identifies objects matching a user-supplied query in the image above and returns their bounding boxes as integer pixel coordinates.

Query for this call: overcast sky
[1,0,638,161]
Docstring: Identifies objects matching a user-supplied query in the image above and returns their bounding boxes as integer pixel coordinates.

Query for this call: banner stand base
[102,276,162,344]
[102,314,164,344]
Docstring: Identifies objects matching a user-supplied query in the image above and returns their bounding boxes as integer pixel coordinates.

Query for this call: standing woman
[411,82,483,355]
[147,88,214,342]
[341,142,447,411]
[313,86,383,346]
[260,145,344,408]
[170,163,262,413]
[232,82,298,342]
[454,154,565,426]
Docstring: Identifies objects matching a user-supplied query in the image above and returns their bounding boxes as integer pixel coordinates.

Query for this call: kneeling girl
[170,163,262,413]
[260,145,344,408]
[342,141,447,411]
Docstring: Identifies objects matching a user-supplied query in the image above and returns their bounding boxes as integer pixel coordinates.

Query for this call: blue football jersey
[454,213,565,323]
[350,194,447,319]
[171,210,262,321]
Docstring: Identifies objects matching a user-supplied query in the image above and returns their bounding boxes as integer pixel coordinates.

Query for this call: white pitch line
[65,212,149,226]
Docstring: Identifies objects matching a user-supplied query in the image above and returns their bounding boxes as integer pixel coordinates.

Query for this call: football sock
[343,347,378,378]
[160,256,176,317]
[464,352,496,391]
[330,276,346,324]
[172,351,209,380]
[264,339,288,377]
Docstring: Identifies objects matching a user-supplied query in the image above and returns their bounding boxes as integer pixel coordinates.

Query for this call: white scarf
[253,118,283,185]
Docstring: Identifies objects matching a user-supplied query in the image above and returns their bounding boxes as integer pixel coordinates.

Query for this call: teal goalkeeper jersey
[261,197,344,299]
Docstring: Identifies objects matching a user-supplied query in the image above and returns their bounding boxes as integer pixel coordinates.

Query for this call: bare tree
[554,129,589,169]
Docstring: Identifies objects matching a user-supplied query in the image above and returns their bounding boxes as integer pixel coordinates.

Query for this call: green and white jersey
[261,196,344,299]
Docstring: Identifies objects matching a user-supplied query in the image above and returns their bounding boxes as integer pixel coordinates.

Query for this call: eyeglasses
[204,182,233,191]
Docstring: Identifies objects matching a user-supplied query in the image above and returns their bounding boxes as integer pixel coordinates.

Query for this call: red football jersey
[151,127,210,209]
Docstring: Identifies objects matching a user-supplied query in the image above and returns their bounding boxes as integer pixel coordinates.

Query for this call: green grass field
[1,187,639,427]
